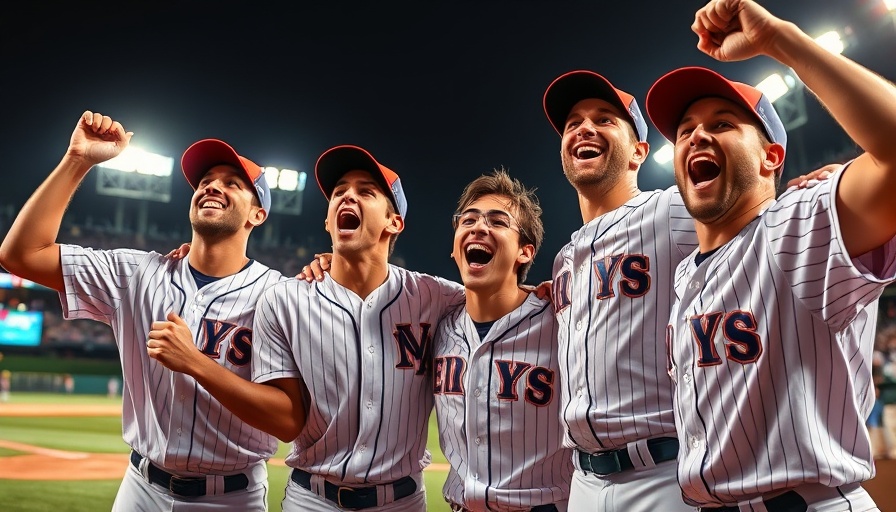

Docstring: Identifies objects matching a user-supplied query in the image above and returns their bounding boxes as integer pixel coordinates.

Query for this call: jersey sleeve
[58,244,149,323]
[664,186,699,260]
[251,282,301,383]
[764,164,896,331]
[430,274,465,323]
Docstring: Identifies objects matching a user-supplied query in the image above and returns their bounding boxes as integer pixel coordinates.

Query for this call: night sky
[2,0,891,283]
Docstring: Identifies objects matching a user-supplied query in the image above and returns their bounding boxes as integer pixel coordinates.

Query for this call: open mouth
[199,198,225,210]
[337,210,361,230]
[688,157,721,187]
[575,145,604,160]
[465,243,494,268]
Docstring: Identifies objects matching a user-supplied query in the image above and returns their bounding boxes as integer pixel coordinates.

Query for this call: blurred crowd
[871,301,896,459]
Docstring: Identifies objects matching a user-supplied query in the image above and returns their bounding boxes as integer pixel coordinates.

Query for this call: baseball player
[643,0,896,509]
[0,111,286,510]
[433,169,573,512]
[541,71,699,511]
[248,144,466,511]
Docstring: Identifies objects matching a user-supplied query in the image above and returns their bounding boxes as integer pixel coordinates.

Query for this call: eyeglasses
[452,209,526,238]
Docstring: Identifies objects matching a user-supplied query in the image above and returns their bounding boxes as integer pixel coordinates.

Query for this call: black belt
[130,451,249,497]
[578,437,679,476]
[450,504,558,512]
[698,490,807,512]
[290,468,417,509]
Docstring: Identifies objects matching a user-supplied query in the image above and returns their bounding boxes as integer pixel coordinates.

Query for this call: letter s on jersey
[676,309,762,367]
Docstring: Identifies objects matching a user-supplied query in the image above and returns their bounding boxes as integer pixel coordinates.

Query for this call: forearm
[0,156,92,291]
[189,357,305,442]
[769,22,896,163]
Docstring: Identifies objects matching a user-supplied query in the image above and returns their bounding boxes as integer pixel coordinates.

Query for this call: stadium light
[100,146,173,176]
[652,143,674,166]
[814,31,844,55]
[95,145,174,203]
[755,73,791,103]
[262,167,307,215]
[885,0,895,11]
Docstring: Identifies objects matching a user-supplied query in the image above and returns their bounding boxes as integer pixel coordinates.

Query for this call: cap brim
[646,67,755,143]
[543,70,629,135]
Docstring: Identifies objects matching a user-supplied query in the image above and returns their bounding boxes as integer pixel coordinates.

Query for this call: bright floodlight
[755,73,790,103]
[814,31,844,55]
[99,146,173,176]
[262,167,307,192]
[885,0,895,11]
[653,143,674,166]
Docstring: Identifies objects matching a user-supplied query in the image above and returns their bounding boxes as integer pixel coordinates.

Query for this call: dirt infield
[0,402,448,480]
[0,403,121,417]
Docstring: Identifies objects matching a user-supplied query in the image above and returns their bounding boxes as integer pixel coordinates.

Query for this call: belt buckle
[336,486,355,508]
[169,475,203,497]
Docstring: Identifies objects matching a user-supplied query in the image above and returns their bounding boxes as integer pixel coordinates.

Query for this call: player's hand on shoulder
[296,252,332,282]
[521,280,553,302]
[785,163,839,190]
[165,243,191,261]
[69,110,134,167]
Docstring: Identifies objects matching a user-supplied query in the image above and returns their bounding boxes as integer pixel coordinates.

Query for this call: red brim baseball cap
[181,139,272,212]
[645,66,788,155]
[543,70,648,142]
[315,145,407,219]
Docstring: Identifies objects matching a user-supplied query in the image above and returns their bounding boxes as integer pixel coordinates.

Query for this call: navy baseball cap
[315,145,408,219]
[181,139,272,211]
[645,66,787,174]
[543,70,649,142]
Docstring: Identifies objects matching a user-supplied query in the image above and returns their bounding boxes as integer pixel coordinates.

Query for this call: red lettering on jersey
[433,356,465,394]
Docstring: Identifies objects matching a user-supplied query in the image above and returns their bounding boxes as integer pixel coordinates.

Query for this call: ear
[324,218,331,234]
[761,142,786,177]
[630,140,650,168]
[516,243,535,266]
[386,213,405,235]
[248,207,267,227]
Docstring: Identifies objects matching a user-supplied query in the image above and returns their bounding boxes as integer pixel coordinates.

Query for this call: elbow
[0,244,20,275]
[274,426,301,444]
[272,414,305,443]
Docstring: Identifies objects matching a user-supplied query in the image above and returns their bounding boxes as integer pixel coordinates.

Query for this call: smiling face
[560,98,643,192]
[189,165,265,240]
[325,169,403,257]
[451,193,533,293]
[672,97,781,227]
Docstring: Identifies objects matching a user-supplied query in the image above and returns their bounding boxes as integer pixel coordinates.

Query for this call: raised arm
[0,111,133,290]
[692,0,896,256]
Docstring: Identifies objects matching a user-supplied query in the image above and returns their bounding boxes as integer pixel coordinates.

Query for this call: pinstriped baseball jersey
[433,294,573,511]
[58,245,287,473]
[252,264,464,485]
[667,167,896,506]
[550,187,697,453]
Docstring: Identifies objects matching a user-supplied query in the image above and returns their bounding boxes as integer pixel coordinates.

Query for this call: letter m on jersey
[393,323,433,375]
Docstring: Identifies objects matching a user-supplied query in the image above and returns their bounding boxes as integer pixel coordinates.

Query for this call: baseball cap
[315,145,408,219]
[645,66,787,158]
[543,70,649,142]
[181,139,272,212]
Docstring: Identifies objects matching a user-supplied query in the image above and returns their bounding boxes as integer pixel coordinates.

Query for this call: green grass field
[0,392,451,512]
